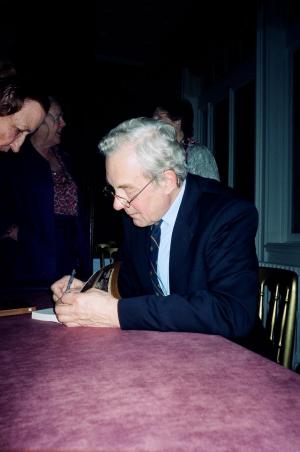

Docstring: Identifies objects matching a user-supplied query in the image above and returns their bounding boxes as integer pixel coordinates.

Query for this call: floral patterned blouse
[51,151,78,216]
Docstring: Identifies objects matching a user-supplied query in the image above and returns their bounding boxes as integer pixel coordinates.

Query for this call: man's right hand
[51,275,84,302]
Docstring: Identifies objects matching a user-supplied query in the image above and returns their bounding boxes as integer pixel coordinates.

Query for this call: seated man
[52,117,268,355]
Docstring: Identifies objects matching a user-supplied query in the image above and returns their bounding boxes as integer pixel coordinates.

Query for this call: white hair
[98,117,187,183]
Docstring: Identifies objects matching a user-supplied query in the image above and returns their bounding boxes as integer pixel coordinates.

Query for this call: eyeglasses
[47,112,64,124]
[103,177,156,208]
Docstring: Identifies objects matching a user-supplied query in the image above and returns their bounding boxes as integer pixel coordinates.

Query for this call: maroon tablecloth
[1,315,300,451]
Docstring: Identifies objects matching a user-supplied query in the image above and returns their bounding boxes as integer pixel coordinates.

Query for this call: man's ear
[162,169,179,194]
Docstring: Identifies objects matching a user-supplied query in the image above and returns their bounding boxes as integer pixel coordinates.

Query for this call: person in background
[0,96,91,287]
[51,117,272,360]
[0,67,49,283]
[0,74,48,152]
[153,98,220,181]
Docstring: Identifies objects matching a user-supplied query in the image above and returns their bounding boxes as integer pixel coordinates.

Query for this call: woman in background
[153,98,220,181]
[0,97,91,286]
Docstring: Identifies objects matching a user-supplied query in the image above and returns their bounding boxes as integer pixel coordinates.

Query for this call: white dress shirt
[156,180,186,295]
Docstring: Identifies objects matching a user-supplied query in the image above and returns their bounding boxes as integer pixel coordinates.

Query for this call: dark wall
[0,1,184,249]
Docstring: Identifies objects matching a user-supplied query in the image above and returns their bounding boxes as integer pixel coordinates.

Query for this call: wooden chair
[259,266,298,369]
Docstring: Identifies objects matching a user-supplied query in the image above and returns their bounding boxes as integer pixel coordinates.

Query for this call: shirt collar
[162,179,186,227]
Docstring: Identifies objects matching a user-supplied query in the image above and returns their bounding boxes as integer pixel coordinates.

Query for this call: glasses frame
[47,111,64,124]
[103,177,156,208]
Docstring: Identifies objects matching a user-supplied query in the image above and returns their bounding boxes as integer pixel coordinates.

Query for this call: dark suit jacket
[117,173,259,340]
[0,139,91,285]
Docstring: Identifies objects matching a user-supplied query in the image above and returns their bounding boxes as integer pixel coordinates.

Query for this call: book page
[31,307,59,323]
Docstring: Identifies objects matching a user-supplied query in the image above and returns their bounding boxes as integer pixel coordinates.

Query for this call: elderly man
[51,117,269,353]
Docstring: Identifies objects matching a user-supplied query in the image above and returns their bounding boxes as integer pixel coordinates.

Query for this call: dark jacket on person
[0,138,91,286]
[117,173,272,357]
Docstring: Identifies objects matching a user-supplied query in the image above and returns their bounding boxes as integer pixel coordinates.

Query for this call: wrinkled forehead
[106,143,143,180]
[14,100,45,131]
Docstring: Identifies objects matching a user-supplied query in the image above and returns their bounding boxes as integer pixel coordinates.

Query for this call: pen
[66,268,76,292]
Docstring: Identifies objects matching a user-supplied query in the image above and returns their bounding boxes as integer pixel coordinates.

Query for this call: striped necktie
[149,220,163,296]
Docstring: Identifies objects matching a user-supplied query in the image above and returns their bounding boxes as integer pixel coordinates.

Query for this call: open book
[80,262,120,296]
[31,307,59,322]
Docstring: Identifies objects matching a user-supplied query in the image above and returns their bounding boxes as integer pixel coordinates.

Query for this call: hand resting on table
[51,276,120,328]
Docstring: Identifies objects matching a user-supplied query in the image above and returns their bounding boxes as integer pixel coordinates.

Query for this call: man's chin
[131,217,147,228]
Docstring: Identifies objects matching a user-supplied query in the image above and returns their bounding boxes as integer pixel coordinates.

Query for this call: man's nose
[10,134,26,153]
[59,117,66,128]
[113,197,125,211]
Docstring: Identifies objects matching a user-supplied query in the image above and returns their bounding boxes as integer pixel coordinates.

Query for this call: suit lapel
[169,174,204,293]
[129,219,153,293]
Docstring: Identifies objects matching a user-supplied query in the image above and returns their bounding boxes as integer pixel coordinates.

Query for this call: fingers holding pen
[56,288,78,305]
[51,275,84,302]
[54,290,80,325]
[55,289,76,307]
[54,290,85,325]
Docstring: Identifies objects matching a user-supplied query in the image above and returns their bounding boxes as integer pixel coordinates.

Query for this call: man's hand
[54,288,120,328]
[51,275,84,301]
[51,275,84,302]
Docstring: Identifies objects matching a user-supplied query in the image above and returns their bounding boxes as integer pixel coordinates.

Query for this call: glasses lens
[103,186,132,207]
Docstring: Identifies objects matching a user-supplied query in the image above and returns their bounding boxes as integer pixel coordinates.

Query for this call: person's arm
[118,200,259,339]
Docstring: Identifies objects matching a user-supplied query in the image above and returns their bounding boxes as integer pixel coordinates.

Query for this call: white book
[31,307,59,323]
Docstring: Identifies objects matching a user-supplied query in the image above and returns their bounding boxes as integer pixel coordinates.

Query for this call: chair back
[259,266,298,369]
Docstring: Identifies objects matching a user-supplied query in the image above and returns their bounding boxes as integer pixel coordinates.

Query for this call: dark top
[0,138,91,286]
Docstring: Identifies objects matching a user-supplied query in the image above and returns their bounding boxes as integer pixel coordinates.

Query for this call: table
[1,316,300,451]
